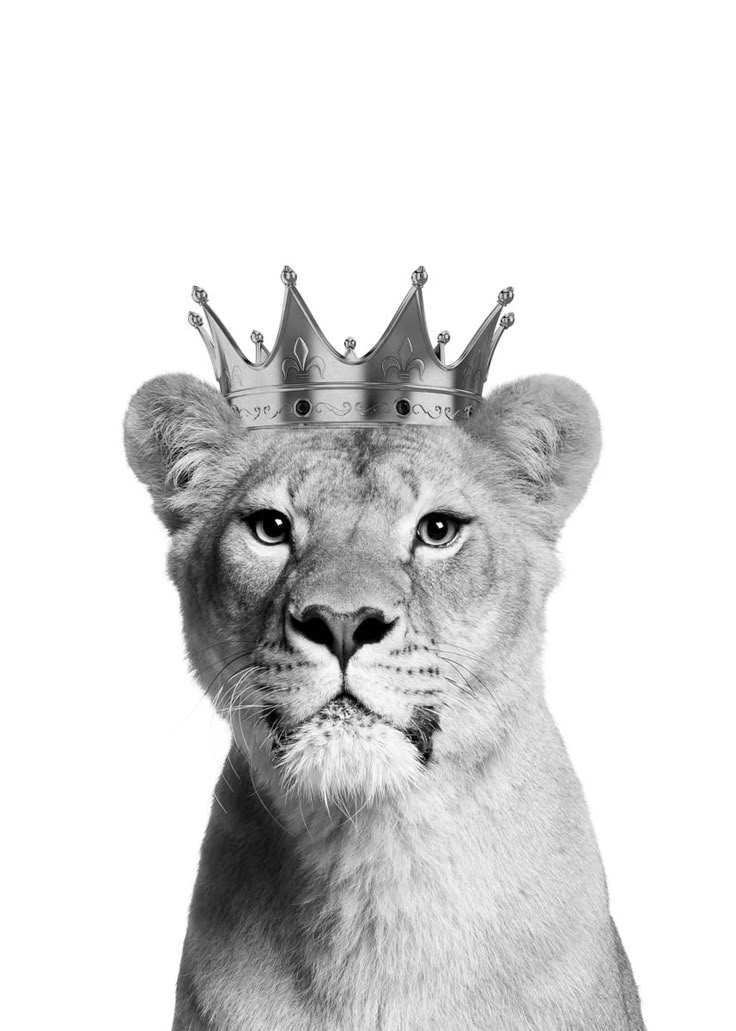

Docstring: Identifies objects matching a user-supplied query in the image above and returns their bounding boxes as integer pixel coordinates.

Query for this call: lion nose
[288,605,397,670]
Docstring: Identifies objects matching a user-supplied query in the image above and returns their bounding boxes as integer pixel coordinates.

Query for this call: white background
[2,2,734,1028]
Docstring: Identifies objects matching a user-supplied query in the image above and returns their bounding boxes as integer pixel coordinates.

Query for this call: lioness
[125,371,645,1030]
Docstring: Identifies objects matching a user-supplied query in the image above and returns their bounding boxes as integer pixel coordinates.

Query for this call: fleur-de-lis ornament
[281,336,326,381]
[381,336,425,382]
[462,360,484,393]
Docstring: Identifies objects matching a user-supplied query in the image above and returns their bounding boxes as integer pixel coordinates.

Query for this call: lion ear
[467,375,601,537]
[124,373,241,529]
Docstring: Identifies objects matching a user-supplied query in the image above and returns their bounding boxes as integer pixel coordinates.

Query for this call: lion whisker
[232,709,288,833]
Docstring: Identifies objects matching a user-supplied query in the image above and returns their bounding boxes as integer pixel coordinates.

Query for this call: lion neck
[210,689,604,1019]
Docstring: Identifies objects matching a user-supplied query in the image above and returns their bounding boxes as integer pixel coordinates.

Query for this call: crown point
[250,329,268,362]
[498,287,514,306]
[411,266,428,287]
[500,312,515,329]
[188,311,203,328]
[344,337,357,351]
[192,285,208,305]
[435,329,450,362]
[281,266,297,286]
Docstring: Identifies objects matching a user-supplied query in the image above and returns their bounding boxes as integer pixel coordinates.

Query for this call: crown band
[189,267,514,429]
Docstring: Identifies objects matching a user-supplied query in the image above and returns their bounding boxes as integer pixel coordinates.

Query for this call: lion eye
[246,509,291,546]
[416,512,461,548]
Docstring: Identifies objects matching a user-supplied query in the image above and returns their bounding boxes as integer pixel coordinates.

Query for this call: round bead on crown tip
[192,285,208,305]
[500,312,515,329]
[188,311,203,328]
[250,330,264,345]
[411,266,428,287]
[281,266,298,286]
[498,287,514,305]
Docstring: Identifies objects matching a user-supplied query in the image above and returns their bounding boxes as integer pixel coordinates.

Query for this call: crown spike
[188,308,223,383]
[452,286,516,379]
[435,330,450,361]
[343,337,358,362]
[271,268,335,381]
[190,285,250,394]
[491,311,515,350]
[250,330,269,363]
[372,268,432,365]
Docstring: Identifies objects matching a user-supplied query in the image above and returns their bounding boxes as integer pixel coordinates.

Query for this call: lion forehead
[233,425,482,514]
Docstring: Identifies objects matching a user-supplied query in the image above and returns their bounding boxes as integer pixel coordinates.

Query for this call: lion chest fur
[178,704,631,1031]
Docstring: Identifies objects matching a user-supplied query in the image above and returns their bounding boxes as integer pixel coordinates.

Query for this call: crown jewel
[188,267,514,428]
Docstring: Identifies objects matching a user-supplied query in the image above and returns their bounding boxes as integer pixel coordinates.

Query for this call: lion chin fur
[272,718,422,808]
[125,372,647,1031]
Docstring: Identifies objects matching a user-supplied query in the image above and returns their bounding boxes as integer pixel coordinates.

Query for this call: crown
[188,266,514,428]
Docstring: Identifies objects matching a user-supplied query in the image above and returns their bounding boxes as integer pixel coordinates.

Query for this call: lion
[125,371,646,1030]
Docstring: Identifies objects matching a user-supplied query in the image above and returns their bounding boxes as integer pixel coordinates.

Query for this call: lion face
[125,374,600,813]
[180,428,532,809]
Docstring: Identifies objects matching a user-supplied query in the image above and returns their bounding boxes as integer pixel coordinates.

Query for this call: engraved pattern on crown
[381,337,425,382]
[462,360,485,393]
[281,337,326,381]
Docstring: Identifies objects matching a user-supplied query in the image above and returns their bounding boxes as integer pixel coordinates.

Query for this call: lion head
[125,373,600,816]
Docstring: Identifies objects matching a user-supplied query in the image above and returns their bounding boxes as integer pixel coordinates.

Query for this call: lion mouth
[267,692,373,752]
[267,693,440,764]
[320,692,375,722]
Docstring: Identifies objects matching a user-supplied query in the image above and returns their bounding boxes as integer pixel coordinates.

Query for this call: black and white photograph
[3,3,734,1029]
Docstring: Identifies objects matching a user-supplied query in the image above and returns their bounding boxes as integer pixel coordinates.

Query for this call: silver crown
[188,267,514,428]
